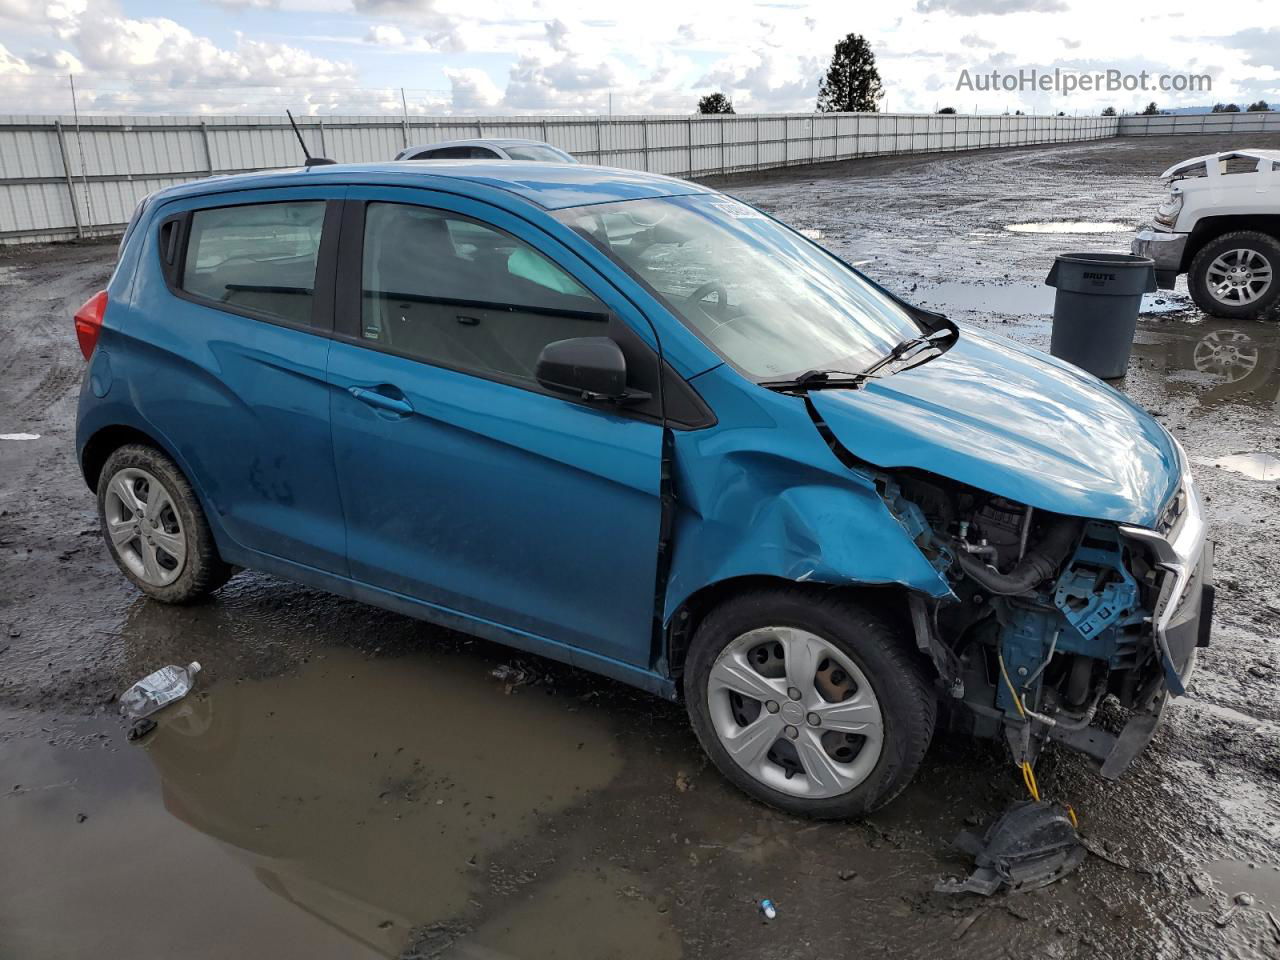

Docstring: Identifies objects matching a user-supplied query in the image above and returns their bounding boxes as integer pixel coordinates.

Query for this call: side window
[180,201,325,326]
[421,146,474,159]
[360,201,607,383]
[466,147,500,158]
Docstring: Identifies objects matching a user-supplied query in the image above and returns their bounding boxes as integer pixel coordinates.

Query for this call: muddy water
[0,648,668,959]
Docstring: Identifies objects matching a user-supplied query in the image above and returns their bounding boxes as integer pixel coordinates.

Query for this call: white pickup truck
[1132,149,1279,319]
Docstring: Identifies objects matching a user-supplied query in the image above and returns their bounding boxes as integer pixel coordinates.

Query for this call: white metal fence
[0,112,1118,245]
[1117,111,1280,137]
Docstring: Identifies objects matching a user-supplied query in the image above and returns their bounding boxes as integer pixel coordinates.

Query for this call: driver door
[326,188,667,668]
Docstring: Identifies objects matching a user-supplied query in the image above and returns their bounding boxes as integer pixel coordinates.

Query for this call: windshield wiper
[759,369,869,392]
[859,327,957,379]
[760,328,958,393]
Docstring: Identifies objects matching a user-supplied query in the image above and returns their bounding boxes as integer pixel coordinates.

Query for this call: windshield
[555,195,923,380]
[505,144,575,163]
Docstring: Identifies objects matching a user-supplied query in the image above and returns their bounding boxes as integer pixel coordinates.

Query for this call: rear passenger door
[127,188,348,574]
[326,189,665,667]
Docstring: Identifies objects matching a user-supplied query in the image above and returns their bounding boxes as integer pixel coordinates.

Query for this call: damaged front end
[887,468,1213,778]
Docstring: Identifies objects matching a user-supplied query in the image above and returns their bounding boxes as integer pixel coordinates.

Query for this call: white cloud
[0,40,32,74]
[699,48,820,112]
[68,13,356,87]
[0,0,1275,118]
[915,0,1068,13]
[23,46,82,71]
[444,65,502,111]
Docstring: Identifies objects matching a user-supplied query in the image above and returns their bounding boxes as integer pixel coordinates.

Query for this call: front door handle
[348,385,414,416]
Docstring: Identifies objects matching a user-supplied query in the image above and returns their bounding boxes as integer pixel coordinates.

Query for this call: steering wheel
[686,280,729,323]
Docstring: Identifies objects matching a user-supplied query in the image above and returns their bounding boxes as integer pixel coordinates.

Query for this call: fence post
[597,118,605,165]
[687,117,694,176]
[53,121,84,240]
[755,116,761,170]
[720,117,727,175]
[199,120,215,175]
[641,118,649,171]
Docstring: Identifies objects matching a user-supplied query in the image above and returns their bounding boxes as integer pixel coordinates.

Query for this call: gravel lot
[2,134,1279,960]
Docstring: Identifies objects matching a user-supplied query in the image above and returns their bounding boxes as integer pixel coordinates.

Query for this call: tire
[683,587,936,819]
[1188,230,1280,320]
[97,444,233,603]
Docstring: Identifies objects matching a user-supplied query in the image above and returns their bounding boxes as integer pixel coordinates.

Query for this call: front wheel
[1188,231,1280,320]
[683,588,936,819]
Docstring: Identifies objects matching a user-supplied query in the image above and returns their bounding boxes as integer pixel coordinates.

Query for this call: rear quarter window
[180,201,325,326]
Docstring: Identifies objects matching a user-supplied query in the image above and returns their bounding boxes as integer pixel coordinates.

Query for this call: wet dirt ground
[3,134,1280,959]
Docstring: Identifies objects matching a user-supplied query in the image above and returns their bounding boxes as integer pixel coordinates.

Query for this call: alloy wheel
[706,626,884,799]
[1205,248,1274,306]
[104,467,187,586]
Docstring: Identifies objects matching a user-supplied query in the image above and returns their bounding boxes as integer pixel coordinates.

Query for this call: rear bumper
[1131,229,1188,288]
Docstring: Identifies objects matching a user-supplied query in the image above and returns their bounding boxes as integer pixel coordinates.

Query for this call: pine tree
[816,34,883,113]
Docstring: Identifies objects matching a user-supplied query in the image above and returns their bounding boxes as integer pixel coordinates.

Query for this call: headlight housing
[1154,190,1184,228]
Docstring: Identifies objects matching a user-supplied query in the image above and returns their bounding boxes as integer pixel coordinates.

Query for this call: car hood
[809,328,1179,526]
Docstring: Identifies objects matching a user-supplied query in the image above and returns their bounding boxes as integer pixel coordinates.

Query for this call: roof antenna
[286,110,336,167]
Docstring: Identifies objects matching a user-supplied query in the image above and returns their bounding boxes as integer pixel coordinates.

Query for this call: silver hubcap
[1206,248,1273,305]
[707,627,884,799]
[1192,329,1259,383]
[104,467,186,586]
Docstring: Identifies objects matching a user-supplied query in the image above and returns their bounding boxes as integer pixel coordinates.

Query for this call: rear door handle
[348,385,414,416]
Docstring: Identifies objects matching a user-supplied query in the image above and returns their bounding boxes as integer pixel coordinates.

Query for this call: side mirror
[536,336,636,401]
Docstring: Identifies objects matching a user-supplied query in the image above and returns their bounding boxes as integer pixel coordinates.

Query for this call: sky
[0,0,1276,117]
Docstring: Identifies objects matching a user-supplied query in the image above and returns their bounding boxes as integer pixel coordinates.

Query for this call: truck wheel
[683,587,936,819]
[1188,231,1280,319]
[98,444,234,604]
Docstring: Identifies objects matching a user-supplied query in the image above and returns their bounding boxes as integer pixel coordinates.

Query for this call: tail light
[74,290,108,360]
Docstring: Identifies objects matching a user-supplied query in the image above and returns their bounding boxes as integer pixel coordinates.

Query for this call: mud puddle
[904,280,1189,318]
[0,647,654,959]
[1131,318,1280,415]
[1195,452,1280,482]
[1005,221,1131,234]
[1195,859,1280,913]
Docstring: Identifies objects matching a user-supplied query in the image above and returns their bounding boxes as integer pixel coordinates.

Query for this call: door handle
[348,385,414,416]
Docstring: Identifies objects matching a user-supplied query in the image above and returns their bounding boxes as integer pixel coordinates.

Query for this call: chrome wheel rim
[1192,329,1260,383]
[1206,248,1273,306]
[104,467,187,586]
[707,627,884,799]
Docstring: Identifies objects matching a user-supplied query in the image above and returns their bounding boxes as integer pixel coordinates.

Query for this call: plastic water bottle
[759,899,777,921]
[118,662,201,719]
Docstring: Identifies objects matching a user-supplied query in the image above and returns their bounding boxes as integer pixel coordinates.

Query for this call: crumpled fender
[663,366,953,624]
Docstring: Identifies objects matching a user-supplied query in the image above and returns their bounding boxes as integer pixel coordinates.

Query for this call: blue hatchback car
[75,161,1212,817]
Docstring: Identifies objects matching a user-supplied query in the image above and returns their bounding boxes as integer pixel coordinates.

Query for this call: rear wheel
[683,588,936,818]
[1188,231,1280,319]
[98,444,233,603]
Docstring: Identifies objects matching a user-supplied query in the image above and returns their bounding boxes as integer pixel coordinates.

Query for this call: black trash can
[1045,253,1156,379]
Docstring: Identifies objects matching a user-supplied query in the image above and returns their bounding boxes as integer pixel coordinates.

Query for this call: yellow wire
[1000,652,1080,825]
[1021,761,1042,802]
[997,652,1027,719]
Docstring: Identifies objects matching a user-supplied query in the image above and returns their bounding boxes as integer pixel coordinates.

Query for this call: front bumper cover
[1131,228,1188,288]
[1049,482,1212,779]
